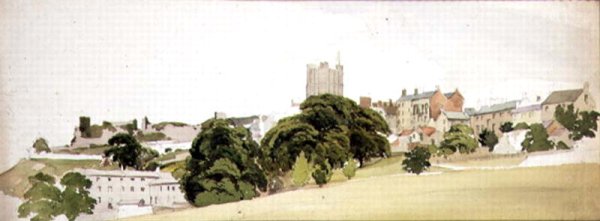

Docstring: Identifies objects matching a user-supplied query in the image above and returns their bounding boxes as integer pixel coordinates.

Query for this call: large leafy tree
[555,104,600,141]
[104,133,157,170]
[521,123,554,152]
[499,122,514,133]
[18,172,96,221]
[440,124,478,154]
[261,94,390,180]
[180,118,267,207]
[478,129,498,151]
[402,147,432,175]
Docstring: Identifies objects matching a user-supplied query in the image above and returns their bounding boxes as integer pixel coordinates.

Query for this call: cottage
[541,82,596,122]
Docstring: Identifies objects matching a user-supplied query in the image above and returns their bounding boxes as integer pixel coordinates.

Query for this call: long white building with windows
[73,169,187,219]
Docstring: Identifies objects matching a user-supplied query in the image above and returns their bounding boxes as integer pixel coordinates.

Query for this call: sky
[0,0,599,172]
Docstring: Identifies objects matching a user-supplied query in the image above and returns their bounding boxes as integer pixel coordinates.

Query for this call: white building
[142,140,192,154]
[73,169,187,219]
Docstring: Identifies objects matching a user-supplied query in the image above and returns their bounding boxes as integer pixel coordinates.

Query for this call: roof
[474,100,519,115]
[397,91,437,102]
[464,108,476,116]
[74,169,168,179]
[444,92,454,98]
[512,104,541,114]
[542,89,583,105]
[399,129,415,136]
[419,126,437,136]
[443,111,470,120]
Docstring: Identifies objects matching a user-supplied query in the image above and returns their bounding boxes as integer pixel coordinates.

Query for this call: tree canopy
[261,94,391,182]
[33,138,51,153]
[402,147,432,175]
[521,123,554,152]
[555,104,600,141]
[478,129,498,152]
[18,172,96,221]
[499,122,514,133]
[439,124,478,154]
[104,133,157,170]
[180,118,267,207]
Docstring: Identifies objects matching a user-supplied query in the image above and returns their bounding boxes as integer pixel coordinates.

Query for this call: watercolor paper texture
[1,1,599,220]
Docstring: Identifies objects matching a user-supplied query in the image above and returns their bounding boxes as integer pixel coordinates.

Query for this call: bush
[102,121,117,132]
[499,122,514,133]
[165,148,172,153]
[478,129,498,151]
[440,124,478,154]
[342,158,358,180]
[556,141,570,150]
[514,122,530,130]
[32,138,51,153]
[153,122,189,131]
[522,123,554,152]
[311,160,332,187]
[135,131,167,142]
[402,147,431,175]
[291,152,312,187]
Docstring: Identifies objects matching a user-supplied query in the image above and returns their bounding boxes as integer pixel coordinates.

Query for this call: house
[418,126,442,146]
[395,87,464,132]
[544,120,573,148]
[470,100,520,136]
[541,82,596,122]
[512,104,542,125]
[431,110,471,133]
[73,169,187,220]
[392,129,421,153]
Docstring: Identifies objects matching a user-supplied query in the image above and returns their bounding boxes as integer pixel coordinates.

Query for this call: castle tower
[306,55,344,98]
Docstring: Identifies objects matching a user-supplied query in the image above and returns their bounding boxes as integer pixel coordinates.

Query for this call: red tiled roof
[420,126,437,136]
[399,129,414,136]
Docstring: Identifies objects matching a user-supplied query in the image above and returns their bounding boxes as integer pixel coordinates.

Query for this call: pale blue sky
[1,0,598,172]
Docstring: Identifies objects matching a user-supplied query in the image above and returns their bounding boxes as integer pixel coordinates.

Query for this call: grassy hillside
[0,158,118,198]
[123,164,600,220]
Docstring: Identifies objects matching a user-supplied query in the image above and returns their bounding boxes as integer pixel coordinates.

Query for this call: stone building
[395,87,464,132]
[306,60,343,98]
[512,104,542,125]
[74,169,187,219]
[541,82,596,122]
[470,100,519,136]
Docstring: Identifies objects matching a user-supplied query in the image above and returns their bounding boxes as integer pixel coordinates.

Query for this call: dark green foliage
[311,160,332,187]
[514,122,530,130]
[101,121,117,132]
[521,123,554,152]
[165,148,172,153]
[18,172,96,221]
[402,147,431,175]
[33,138,51,153]
[104,133,157,170]
[556,141,570,150]
[79,116,91,137]
[555,104,578,130]
[499,122,514,133]
[570,110,600,141]
[180,119,267,207]
[478,129,499,151]
[440,124,478,154]
[261,94,390,183]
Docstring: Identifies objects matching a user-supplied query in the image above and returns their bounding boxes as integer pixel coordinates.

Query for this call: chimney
[359,97,372,108]
[414,88,418,95]
[536,96,541,102]
[584,81,590,92]
[435,85,440,91]
[401,89,407,97]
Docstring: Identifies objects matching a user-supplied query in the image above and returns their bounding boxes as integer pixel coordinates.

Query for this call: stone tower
[305,55,344,98]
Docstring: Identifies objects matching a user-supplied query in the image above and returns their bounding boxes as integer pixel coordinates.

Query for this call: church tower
[306,53,344,98]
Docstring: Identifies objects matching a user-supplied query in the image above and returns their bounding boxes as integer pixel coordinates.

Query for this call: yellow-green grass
[122,164,600,220]
[0,158,118,198]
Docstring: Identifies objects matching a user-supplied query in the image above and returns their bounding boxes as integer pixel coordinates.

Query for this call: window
[160,186,163,192]
[121,186,125,192]
[130,186,134,192]
[545,106,549,111]
[585,94,589,104]
[108,186,112,192]
[108,177,111,181]
[96,177,100,182]
[141,187,145,192]
[98,186,101,192]
[141,177,145,181]
[131,178,135,181]
[155,197,158,204]
[120,178,123,181]
[98,197,101,203]
[492,124,496,131]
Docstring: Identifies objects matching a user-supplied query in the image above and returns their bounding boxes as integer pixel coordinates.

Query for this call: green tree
[499,122,514,133]
[342,158,358,180]
[104,133,143,170]
[478,129,498,151]
[311,160,332,187]
[440,124,478,154]
[18,172,96,221]
[570,110,600,141]
[291,151,312,187]
[180,118,267,207]
[402,147,431,175]
[33,138,51,153]
[59,172,96,221]
[554,104,578,130]
[514,122,530,130]
[521,123,554,152]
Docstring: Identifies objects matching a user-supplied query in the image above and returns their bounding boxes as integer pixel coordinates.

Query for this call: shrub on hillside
[311,160,332,187]
[32,138,51,153]
[292,152,312,187]
[402,147,431,175]
[342,158,358,180]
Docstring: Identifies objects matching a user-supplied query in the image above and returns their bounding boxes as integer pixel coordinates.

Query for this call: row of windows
[96,185,178,193]
[95,176,146,182]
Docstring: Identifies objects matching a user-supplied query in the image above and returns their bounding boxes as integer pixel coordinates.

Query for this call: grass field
[0,158,117,198]
[122,163,600,220]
